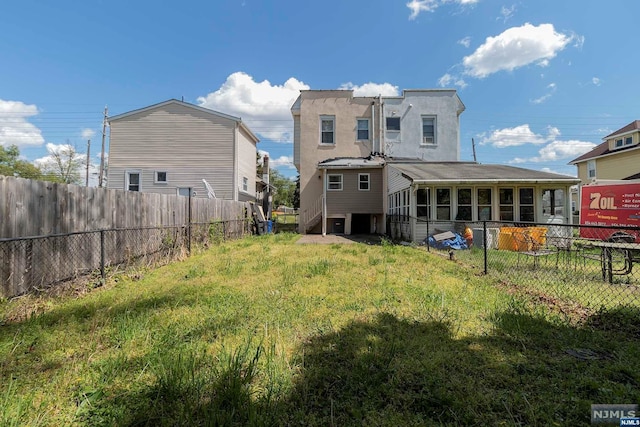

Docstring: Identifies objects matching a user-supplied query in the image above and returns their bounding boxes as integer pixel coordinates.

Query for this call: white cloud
[531,140,596,162]
[457,36,471,48]
[270,155,295,169]
[81,128,96,139]
[197,71,310,142]
[592,77,601,86]
[339,82,399,97]
[407,0,478,19]
[462,23,575,78]
[437,73,467,89]
[480,124,551,147]
[531,82,557,104]
[0,99,45,148]
[498,5,516,22]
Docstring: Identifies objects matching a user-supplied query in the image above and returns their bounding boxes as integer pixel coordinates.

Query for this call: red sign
[579,182,640,242]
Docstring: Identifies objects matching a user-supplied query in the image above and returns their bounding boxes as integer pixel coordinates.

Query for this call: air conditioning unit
[423,136,434,144]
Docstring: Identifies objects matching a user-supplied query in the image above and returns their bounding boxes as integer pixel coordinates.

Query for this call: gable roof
[604,120,640,139]
[108,99,259,143]
[389,161,579,184]
[568,138,640,164]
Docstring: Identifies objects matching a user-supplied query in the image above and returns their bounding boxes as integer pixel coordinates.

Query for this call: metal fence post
[483,221,488,274]
[426,219,430,252]
[100,230,105,281]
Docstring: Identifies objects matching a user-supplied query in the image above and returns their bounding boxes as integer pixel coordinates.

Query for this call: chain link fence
[0,219,252,298]
[389,217,640,310]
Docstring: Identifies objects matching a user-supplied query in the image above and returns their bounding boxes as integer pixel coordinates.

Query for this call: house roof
[318,157,385,169]
[108,99,259,143]
[389,161,580,184]
[604,120,640,139]
[568,138,640,164]
[569,120,640,164]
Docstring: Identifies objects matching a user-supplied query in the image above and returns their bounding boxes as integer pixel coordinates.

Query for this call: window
[477,188,492,220]
[436,188,451,220]
[587,160,596,178]
[386,117,400,131]
[320,116,335,144]
[616,138,623,147]
[422,117,436,145]
[519,188,534,222]
[358,173,370,191]
[499,188,514,221]
[155,171,167,183]
[417,188,431,220]
[126,171,140,192]
[456,188,472,221]
[242,177,248,192]
[626,136,633,145]
[402,189,409,216]
[327,174,342,191]
[357,119,370,140]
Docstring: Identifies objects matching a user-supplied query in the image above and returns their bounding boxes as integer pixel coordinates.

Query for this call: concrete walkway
[295,234,383,245]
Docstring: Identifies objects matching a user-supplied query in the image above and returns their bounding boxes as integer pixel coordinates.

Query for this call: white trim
[421,116,437,145]
[154,171,168,184]
[242,176,248,192]
[356,118,370,141]
[125,170,141,192]
[358,173,370,191]
[320,115,336,145]
[327,173,343,191]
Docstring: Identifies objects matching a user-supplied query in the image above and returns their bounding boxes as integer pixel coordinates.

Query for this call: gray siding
[107,102,240,199]
[387,165,411,194]
[293,116,301,168]
[326,168,383,215]
[237,125,257,200]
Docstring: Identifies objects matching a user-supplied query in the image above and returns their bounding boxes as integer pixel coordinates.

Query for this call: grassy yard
[1,234,639,426]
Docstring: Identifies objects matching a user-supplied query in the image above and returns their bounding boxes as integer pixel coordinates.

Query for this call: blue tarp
[426,233,469,250]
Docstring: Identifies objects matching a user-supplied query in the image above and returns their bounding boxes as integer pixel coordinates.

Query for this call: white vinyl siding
[107,102,256,200]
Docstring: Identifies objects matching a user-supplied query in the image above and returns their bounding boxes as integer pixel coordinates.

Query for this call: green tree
[38,142,84,184]
[270,168,296,208]
[0,144,44,179]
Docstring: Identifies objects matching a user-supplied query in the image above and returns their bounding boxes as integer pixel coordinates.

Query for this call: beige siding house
[107,99,259,201]
[569,120,640,184]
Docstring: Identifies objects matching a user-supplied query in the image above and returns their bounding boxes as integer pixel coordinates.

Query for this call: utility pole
[472,138,477,162]
[85,139,91,187]
[99,106,108,187]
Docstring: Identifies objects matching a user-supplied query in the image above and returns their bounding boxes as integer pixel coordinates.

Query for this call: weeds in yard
[1,234,638,426]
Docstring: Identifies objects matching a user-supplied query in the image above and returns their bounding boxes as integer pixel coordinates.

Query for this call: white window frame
[477,188,492,221]
[154,171,168,184]
[125,170,141,192]
[456,188,472,221]
[242,176,248,192]
[358,173,370,191]
[386,116,400,131]
[587,160,596,179]
[625,136,633,145]
[327,174,343,191]
[519,187,535,222]
[615,138,623,147]
[435,187,451,220]
[421,116,437,145]
[320,115,335,145]
[356,118,370,141]
[416,188,431,220]
[499,188,514,221]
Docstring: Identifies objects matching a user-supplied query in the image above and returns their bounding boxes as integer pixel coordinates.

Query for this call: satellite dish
[202,179,216,199]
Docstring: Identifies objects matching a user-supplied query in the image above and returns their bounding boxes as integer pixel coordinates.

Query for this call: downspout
[322,169,327,236]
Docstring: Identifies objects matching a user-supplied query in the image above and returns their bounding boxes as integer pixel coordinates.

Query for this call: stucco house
[107,99,259,201]
[569,120,640,184]
[293,89,579,241]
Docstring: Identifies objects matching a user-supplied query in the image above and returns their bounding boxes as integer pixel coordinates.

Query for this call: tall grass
[0,233,638,425]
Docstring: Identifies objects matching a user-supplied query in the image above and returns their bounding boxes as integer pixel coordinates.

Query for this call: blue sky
[1,0,639,182]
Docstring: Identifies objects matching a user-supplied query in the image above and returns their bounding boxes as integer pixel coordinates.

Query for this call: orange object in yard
[463,226,473,247]
[528,227,548,247]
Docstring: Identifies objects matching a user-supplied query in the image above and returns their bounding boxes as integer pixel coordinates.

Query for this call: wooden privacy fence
[0,176,255,297]
[0,175,248,238]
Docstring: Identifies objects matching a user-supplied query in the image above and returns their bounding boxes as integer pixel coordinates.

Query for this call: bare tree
[38,141,84,184]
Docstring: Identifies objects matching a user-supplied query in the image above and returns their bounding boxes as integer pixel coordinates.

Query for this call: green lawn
[1,234,638,426]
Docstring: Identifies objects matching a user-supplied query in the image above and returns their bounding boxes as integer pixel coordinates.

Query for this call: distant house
[107,99,259,201]
[569,120,640,184]
[293,89,579,241]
